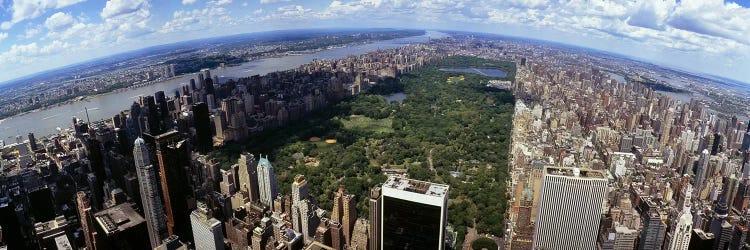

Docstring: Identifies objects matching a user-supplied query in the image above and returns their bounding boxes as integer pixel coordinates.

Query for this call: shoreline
[0,39,383,121]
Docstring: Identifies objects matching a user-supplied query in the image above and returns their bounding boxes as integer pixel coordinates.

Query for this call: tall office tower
[190,203,223,250]
[711,133,723,155]
[368,186,381,250]
[257,156,278,208]
[28,132,37,151]
[129,102,143,136]
[86,137,105,208]
[155,130,194,242]
[142,95,162,135]
[76,191,96,250]
[205,77,216,96]
[661,108,675,148]
[191,103,212,153]
[710,195,729,239]
[291,175,315,242]
[667,185,693,250]
[533,167,607,250]
[381,176,450,250]
[331,187,357,246]
[237,153,260,202]
[741,132,750,151]
[155,91,170,127]
[695,149,710,192]
[639,199,666,250]
[134,138,167,248]
[713,221,733,250]
[189,79,197,92]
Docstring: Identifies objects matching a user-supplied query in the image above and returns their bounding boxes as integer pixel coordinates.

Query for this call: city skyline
[0,0,750,84]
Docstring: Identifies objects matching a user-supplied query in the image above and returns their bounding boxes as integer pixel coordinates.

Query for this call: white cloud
[160,6,232,33]
[208,0,232,6]
[0,33,8,42]
[259,0,294,4]
[100,0,153,40]
[3,0,86,29]
[182,0,197,4]
[0,40,72,64]
[101,0,149,20]
[45,12,75,31]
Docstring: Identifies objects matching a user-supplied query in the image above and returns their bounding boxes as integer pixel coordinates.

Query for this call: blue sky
[0,0,749,84]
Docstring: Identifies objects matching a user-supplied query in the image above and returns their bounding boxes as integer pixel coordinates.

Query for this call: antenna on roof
[85,107,91,124]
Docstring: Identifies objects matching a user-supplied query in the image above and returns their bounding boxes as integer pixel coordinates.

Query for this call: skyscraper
[368,186,381,250]
[291,174,314,242]
[237,153,260,203]
[667,184,693,250]
[639,198,666,250]
[533,167,608,249]
[28,132,37,151]
[381,176,449,250]
[331,187,356,246]
[134,137,167,248]
[155,131,193,242]
[76,191,96,250]
[191,103,212,153]
[190,203,223,250]
[257,156,278,208]
[695,149,710,192]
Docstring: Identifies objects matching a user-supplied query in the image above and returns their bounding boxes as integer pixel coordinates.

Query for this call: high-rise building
[695,149,710,192]
[75,192,96,250]
[639,199,666,250]
[28,132,37,151]
[93,202,150,249]
[291,175,315,243]
[134,137,167,248]
[667,185,693,250]
[331,187,356,246]
[257,156,278,208]
[190,203,223,250]
[155,131,194,242]
[86,137,105,209]
[368,186,381,250]
[192,103,212,153]
[237,153,260,203]
[533,167,607,250]
[381,176,449,250]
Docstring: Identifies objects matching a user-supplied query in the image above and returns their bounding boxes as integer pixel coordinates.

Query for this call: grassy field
[339,115,394,134]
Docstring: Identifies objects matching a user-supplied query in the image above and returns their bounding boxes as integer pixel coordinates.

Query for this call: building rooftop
[94,203,145,235]
[383,176,449,198]
[545,166,606,179]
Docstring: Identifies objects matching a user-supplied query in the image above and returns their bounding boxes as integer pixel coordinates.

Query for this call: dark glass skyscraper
[380,177,449,250]
[155,130,194,243]
[191,102,212,153]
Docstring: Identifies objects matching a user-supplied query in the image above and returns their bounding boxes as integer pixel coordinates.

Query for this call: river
[0,31,448,142]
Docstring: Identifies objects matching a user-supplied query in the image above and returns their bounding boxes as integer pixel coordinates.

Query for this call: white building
[190,203,223,250]
[257,156,278,208]
[667,185,693,250]
[533,167,608,250]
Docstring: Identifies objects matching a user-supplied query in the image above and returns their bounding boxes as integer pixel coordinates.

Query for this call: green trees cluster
[210,56,515,243]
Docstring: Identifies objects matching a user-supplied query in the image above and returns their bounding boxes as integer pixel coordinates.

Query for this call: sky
[0,0,749,84]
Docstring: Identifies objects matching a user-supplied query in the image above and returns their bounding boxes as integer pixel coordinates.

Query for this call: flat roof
[383,176,449,198]
[545,166,606,179]
[94,203,145,235]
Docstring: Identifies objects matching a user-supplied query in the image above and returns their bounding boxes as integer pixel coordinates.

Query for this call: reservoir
[439,67,508,78]
[0,31,448,141]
